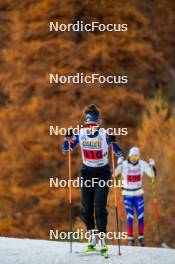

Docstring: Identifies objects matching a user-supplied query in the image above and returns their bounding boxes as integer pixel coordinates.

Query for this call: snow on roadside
[0,237,174,264]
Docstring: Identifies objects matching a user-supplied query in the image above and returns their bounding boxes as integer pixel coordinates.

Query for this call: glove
[65,128,73,139]
[108,134,117,143]
[149,159,155,166]
[117,157,124,165]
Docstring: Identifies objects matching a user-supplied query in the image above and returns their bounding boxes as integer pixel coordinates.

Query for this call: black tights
[80,164,111,233]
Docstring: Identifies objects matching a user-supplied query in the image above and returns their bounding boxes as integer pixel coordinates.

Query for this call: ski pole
[151,177,160,245]
[118,175,125,238]
[68,140,73,253]
[111,145,122,256]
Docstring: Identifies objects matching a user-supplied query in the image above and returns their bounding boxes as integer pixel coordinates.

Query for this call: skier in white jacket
[115,147,156,246]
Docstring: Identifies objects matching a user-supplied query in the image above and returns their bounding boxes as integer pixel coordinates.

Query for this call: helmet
[128,147,140,164]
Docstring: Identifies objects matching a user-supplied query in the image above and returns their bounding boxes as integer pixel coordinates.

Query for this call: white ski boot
[98,232,108,251]
[86,229,97,250]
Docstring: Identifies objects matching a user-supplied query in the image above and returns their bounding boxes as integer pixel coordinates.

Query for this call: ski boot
[138,235,145,247]
[128,236,135,246]
[86,229,97,251]
[98,232,108,258]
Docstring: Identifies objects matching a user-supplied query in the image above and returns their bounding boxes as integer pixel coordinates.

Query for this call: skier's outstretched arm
[142,160,157,179]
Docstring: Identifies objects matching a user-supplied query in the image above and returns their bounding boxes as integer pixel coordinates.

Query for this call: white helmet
[129,147,140,158]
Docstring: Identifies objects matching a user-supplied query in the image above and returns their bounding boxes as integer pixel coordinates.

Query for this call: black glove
[65,128,73,139]
[108,134,117,143]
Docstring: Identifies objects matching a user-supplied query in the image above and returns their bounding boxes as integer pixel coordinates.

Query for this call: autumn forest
[0,0,175,247]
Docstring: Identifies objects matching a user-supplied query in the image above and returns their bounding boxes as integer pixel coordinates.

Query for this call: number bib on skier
[79,128,108,167]
[124,162,143,189]
[82,149,103,160]
[127,174,141,183]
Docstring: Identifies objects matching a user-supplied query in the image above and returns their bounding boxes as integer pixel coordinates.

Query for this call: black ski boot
[138,235,145,247]
[128,236,134,246]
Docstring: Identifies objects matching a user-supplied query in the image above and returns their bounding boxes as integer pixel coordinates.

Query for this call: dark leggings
[80,164,111,233]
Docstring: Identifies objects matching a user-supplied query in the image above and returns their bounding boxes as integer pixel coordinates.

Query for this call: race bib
[82,149,103,160]
[127,174,141,182]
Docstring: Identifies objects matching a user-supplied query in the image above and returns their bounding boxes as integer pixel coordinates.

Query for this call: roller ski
[76,245,108,259]
[100,246,109,258]
[76,230,109,258]
[75,230,98,254]
[98,233,109,258]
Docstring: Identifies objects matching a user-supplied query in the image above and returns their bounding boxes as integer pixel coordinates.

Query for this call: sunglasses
[130,155,139,160]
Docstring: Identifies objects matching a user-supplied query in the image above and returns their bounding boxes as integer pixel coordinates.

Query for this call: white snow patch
[0,237,174,264]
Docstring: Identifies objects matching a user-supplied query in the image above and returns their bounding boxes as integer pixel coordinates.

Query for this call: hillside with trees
[0,0,174,247]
